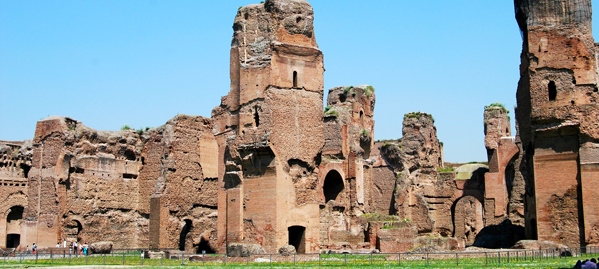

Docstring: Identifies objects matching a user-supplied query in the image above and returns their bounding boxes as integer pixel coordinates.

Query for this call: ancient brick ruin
[515,0,599,247]
[0,0,597,254]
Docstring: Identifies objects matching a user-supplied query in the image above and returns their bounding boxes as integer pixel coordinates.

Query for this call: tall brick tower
[212,0,325,253]
[514,0,599,246]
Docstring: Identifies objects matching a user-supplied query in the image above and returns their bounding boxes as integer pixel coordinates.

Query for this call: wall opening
[179,219,192,251]
[195,237,216,254]
[293,71,298,88]
[548,81,557,101]
[65,220,82,242]
[323,170,344,202]
[124,149,136,161]
[451,196,483,245]
[5,206,23,248]
[253,105,261,127]
[288,226,306,254]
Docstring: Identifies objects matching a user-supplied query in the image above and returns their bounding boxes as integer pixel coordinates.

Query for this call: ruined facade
[0,115,219,252]
[3,0,598,254]
[514,0,599,247]
[211,0,325,253]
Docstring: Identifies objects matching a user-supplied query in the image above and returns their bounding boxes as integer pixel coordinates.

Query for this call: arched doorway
[65,220,83,242]
[288,226,306,254]
[6,206,23,248]
[452,196,484,245]
[179,220,192,251]
[323,170,344,203]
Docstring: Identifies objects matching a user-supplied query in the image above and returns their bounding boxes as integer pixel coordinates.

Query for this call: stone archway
[453,196,484,245]
[5,206,23,248]
[65,219,83,243]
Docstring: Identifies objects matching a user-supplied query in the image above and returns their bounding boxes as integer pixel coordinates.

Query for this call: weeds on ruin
[363,213,401,222]
[324,109,339,117]
[136,127,152,135]
[324,106,331,113]
[121,125,132,131]
[343,86,353,94]
[364,85,375,96]
[485,102,510,114]
[437,166,454,173]
[362,129,369,136]
[404,112,435,123]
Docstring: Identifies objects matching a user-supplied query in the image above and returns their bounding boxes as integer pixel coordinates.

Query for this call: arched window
[323,170,344,202]
[6,206,23,248]
[293,71,298,88]
[548,81,556,101]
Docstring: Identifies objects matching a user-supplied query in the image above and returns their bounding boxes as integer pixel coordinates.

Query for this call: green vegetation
[363,213,401,222]
[343,85,353,94]
[121,125,132,131]
[324,106,331,113]
[437,166,454,173]
[404,112,434,123]
[136,127,152,135]
[324,108,339,117]
[362,128,369,136]
[0,250,587,268]
[485,102,509,113]
[364,85,375,96]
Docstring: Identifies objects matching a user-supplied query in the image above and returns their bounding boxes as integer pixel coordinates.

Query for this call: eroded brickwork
[515,0,599,247]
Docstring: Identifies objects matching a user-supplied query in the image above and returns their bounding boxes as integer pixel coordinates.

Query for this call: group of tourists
[575,258,599,268]
[69,241,90,255]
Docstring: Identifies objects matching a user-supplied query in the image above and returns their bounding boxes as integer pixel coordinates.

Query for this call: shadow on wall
[472,219,525,248]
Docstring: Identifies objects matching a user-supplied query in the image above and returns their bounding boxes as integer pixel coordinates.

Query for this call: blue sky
[1,1,597,162]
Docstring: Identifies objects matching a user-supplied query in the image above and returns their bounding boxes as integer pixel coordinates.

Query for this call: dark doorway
[323,170,344,202]
[5,206,23,248]
[548,81,557,101]
[66,220,83,242]
[179,219,192,251]
[293,71,298,88]
[6,234,20,248]
[195,237,216,254]
[288,226,306,254]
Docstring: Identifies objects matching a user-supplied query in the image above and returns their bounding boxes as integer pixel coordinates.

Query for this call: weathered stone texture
[515,0,599,246]
[141,115,218,252]
[215,0,324,254]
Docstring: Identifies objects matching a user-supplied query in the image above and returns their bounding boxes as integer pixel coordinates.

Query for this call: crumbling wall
[377,112,449,235]
[317,85,376,251]
[0,140,31,248]
[25,117,147,248]
[515,0,599,246]
[483,105,520,225]
[141,115,218,252]
[214,0,324,254]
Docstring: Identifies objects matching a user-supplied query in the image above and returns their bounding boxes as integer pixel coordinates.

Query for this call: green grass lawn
[0,252,585,268]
